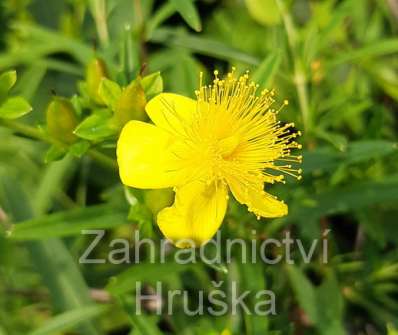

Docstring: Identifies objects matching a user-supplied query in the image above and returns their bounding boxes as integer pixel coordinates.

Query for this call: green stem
[276,0,311,133]
[0,119,117,171]
[90,0,109,48]
[134,0,148,67]
[1,119,48,142]
[134,0,144,28]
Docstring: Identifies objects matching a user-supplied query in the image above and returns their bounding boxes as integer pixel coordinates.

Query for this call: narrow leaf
[329,39,398,67]
[29,305,108,335]
[252,52,281,89]
[0,173,100,335]
[290,175,398,223]
[170,0,202,32]
[8,204,128,240]
[286,266,318,324]
[107,262,191,295]
[302,140,397,175]
[151,28,260,65]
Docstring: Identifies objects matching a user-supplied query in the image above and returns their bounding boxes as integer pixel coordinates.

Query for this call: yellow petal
[117,120,185,189]
[227,177,288,218]
[145,93,196,135]
[157,180,228,248]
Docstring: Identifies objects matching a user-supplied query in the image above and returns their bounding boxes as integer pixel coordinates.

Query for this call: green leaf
[98,78,122,110]
[151,28,260,65]
[328,39,398,67]
[146,2,175,39]
[237,260,269,334]
[107,262,191,295]
[0,171,100,335]
[170,0,202,32]
[291,175,398,223]
[74,110,118,141]
[44,145,67,163]
[363,60,398,102]
[69,140,91,158]
[11,23,94,65]
[118,296,163,335]
[33,156,76,215]
[29,305,109,335]
[167,50,202,97]
[287,267,345,335]
[245,0,281,26]
[8,204,128,240]
[344,288,397,326]
[0,96,32,119]
[0,70,17,96]
[314,129,347,151]
[316,272,345,335]
[286,266,318,324]
[252,51,281,89]
[302,140,397,175]
[141,72,163,99]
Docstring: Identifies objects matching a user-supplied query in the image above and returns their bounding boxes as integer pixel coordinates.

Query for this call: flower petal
[145,93,196,135]
[157,180,228,248]
[117,120,185,189]
[227,178,288,218]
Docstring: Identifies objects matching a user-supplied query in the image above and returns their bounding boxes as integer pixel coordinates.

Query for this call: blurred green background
[0,0,398,334]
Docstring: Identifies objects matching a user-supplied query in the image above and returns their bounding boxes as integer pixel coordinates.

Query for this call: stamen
[161,69,302,199]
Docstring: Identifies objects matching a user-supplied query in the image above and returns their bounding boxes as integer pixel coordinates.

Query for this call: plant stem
[1,119,48,142]
[91,0,109,48]
[0,119,117,171]
[276,0,311,133]
[134,0,148,66]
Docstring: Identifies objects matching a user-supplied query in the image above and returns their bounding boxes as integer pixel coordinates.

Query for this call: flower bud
[114,79,147,126]
[46,96,78,144]
[86,58,108,105]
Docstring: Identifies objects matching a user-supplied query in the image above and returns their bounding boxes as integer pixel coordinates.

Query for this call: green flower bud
[46,96,78,144]
[86,58,108,105]
[144,189,174,217]
[114,79,147,126]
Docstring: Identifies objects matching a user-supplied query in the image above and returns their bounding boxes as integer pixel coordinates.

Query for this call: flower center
[174,68,302,185]
[218,134,240,159]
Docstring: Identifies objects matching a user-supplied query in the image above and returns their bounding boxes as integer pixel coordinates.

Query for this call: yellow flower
[117,69,301,247]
